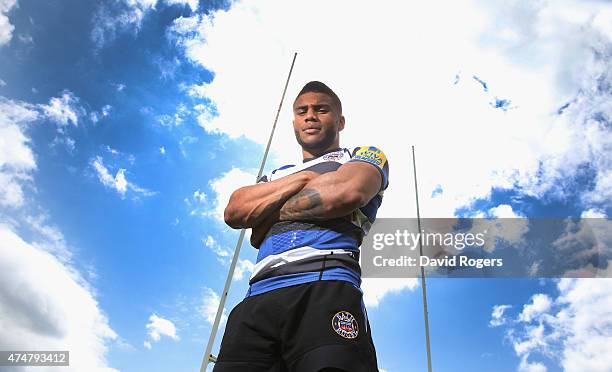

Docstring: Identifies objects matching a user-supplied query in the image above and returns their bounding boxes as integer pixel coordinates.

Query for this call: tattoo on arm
[280,188,326,220]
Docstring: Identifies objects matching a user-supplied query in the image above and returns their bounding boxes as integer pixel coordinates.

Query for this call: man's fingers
[250,210,280,248]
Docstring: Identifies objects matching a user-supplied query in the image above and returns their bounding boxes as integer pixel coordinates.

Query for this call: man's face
[292,92,345,152]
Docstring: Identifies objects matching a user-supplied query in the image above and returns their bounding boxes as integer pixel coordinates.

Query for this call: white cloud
[91,156,156,198]
[557,279,612,371]
[518,355,547,372]
[490,304,512,327]
[202,236,254,281]
[157,103,190,127]
[200,287,227,326]
[489,204,523,218]
[203,232,253,280]
[0,98,38,208]
[17,33,32,44]
[0,93,118,371]
[193,188,206,203]
[23,213,72,262]
[164,0,198,12]
[233,259,255,282]
[496,278,612,372]
[203,234,230,262]
[185,188,210,216]
[159,146,166,155]
[41,91,81,127]
[513,322,547,357]
[50,136,76,154]
[0,0,17,46]
[101,104,112,117]
[105,145,120,155]
[114,169,128,194]
[0,78,6,86]
[518,294,552,323]
[92,0,201,45]
[0,224,119,372]
[91,156,127,195]
[134,0,159,8]
[580,208,607,218]
[178,136,197,157]
[169,0,612,218]
[144,314,179,348]
[91,0,158,47]
[34,91,85,155]
[90,111,100,123]
[360,278,418,308]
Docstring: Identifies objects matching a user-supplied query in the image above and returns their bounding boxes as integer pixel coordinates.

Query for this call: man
[215,81,389,372]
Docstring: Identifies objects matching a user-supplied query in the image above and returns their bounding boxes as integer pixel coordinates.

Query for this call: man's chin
[299,140,328,152]
[295,132,336,153]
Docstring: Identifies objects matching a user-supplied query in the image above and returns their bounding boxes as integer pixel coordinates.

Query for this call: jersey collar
[303,147,342,163]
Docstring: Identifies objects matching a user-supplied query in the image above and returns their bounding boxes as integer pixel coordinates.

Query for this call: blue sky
[1,1,611,372]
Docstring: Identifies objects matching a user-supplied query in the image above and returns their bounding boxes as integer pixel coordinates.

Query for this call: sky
[0,0,611,371]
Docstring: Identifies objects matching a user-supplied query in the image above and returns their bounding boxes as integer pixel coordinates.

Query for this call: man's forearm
[224,171,316,229]
[278,172,364,221]
[279,188,327,220]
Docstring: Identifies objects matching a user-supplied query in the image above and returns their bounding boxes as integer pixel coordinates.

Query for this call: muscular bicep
[334,161,382,205]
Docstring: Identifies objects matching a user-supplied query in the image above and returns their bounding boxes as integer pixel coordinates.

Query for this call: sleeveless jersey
[246,146,389,297]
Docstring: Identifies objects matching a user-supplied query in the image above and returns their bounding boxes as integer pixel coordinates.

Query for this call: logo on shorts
[332,311,359,339]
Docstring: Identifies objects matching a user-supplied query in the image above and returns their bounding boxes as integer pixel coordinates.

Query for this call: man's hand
[250,209,280,248]
[224,170,319,229]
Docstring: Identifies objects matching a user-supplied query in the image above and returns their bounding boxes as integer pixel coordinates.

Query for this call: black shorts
[213,280,379,372]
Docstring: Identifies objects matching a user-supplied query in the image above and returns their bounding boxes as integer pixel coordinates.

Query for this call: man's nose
[305,108,318,121]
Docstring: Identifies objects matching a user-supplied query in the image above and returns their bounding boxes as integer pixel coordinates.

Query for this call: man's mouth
[303,127,321,135]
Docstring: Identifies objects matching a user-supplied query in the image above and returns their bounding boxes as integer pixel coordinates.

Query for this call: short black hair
[294,81,342,113]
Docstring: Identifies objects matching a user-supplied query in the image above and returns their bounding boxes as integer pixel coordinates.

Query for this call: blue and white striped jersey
[246,146,389,297]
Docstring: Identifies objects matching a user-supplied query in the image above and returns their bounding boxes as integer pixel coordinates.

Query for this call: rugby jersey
[246,146,389,297]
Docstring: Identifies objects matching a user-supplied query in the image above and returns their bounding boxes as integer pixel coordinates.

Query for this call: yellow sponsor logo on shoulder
[354,146,386,167]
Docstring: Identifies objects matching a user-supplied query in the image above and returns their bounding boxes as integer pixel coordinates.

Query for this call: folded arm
[278,161,383,221]
[224,171,318,229]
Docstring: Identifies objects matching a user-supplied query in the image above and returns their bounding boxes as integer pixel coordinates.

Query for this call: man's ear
[338,115,345,132]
